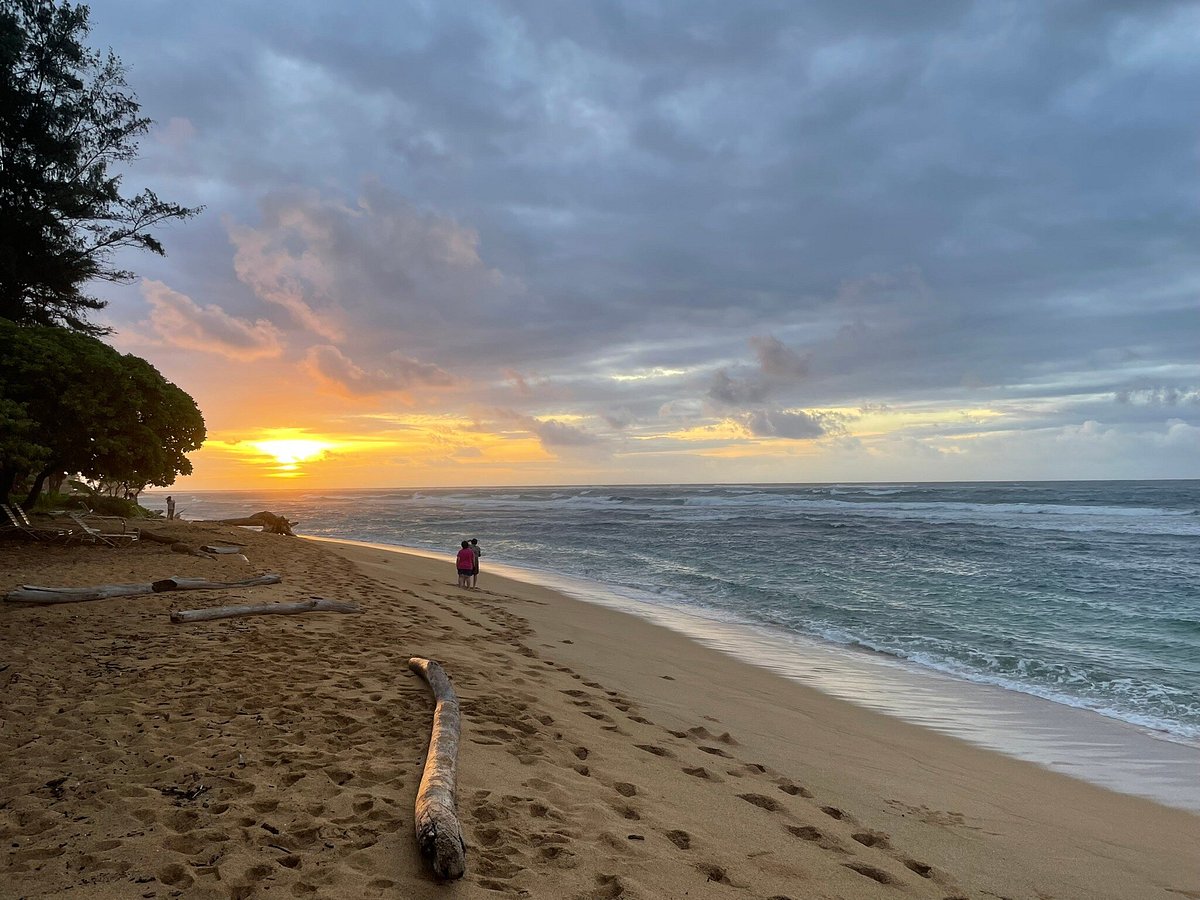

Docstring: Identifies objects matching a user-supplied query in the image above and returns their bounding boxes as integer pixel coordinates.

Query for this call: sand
[1,521,1199,899]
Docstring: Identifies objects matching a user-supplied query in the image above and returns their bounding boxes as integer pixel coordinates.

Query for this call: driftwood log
[2,582,155,603]
[151,574,281,592]
[4,574,282,604]
[170,598,361,623]
[138,529,215,558]
[408,657,467,880]
[215,512,298,535]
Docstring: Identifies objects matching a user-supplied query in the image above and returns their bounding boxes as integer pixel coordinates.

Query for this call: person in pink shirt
[455,540,475,589]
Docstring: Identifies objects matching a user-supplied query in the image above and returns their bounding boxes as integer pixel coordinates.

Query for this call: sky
[85,0,1199,488]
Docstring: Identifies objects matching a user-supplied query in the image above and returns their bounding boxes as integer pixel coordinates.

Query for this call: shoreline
[4,521,1198,898]
[320,537,1200,898]
[313,535,1200,814]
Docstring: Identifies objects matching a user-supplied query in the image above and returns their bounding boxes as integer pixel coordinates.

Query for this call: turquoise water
[161,481,1200,743]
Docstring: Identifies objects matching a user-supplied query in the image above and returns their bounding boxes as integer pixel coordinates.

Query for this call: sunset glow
[89,2,1195,489]
[255,439,332,466]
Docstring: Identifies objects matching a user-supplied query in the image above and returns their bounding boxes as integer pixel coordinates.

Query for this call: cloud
[86,1,1200,480]
[708,369,769,406]
[737,409,827,440]
[750,335,810,379]
[487,408,605,449]
[141,279,283,359]
[304,344,453,396]
[530,418,605,447]
[226,183,518,346]
[1115,385,1200,406]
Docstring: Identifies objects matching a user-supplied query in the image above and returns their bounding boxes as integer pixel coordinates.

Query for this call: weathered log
[4,583,156,603]
[5,574,282,604]
[170,598,361,623]
[214,512,298,535]
[200,544,247,554]
[151,574,281,592]
[408,656,467,880]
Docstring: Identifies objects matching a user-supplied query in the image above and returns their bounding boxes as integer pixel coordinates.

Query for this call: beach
[2,522,1199,899]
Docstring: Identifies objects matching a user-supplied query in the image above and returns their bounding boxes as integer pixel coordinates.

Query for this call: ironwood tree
[0,320,206,506]
[0,0,200,334]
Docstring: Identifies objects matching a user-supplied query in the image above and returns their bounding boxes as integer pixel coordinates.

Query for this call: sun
[252,438,333,475]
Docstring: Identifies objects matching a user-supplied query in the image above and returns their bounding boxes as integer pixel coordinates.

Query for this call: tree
[0,320,206,506]
[0,0,200,334]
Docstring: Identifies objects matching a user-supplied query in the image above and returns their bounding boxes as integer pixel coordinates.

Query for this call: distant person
[470,538,482,588]
[455,540,475,589]
[166,496,175,520]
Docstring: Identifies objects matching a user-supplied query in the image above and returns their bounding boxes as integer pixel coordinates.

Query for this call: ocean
[153,481,1200,807]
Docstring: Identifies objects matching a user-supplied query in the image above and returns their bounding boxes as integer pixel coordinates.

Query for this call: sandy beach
[2,521,1199,899]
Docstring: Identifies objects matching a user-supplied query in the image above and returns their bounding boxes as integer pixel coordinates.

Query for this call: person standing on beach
[166,496,175,520]
[470,538,482,589]
[456,541,475,589]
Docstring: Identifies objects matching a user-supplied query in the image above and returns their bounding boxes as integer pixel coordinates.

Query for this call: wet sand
[1,522,1198,898]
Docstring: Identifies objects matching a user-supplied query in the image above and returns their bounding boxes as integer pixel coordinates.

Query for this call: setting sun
[254,439,331,466]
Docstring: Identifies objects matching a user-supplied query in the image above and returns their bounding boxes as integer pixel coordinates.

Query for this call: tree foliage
[0,320,206,505]
[0,0,200,334]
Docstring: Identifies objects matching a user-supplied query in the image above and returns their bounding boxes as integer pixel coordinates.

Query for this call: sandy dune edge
[0,524,1196,899]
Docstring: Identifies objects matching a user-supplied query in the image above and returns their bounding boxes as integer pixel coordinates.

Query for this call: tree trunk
[170,598,361,623]
[408,657,467,881]
[21,464,52,510]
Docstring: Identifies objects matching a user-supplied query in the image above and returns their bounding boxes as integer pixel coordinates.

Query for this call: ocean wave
[805,631,1200,740]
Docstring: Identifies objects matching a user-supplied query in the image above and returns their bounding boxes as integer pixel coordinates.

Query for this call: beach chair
[0,503,72,542]
[68,513,139,547]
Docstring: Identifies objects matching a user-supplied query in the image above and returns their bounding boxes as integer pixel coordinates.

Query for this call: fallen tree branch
[4,574,282,604]
[408,656,467,881]
[151,574,281,593]
[170,598,361,623]
[213,512,298,535]
[138,529,216,558]
[3,583,156,603]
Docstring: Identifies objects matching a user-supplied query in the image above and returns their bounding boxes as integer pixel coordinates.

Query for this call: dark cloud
[750,335,810,379]
[708,369,770,406]
[738,409,827,440]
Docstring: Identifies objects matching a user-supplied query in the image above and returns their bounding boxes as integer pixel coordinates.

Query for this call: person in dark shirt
[469,538,482,588]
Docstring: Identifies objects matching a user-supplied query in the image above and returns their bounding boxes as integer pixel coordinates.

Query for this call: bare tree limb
[408,657,467,880]
[5,574,282,604]
[170,598,361,623]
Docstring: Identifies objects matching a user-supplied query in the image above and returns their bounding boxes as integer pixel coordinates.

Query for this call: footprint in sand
[665,829,691,850]
[851,830,891,849]
[156,862,193,889]
[634,744,675,758]
[844,862,896,884]
[777,780,813,798]
[697,863,732,885]
[613,782,638,797]
[738,793,783,812]
[904,858,935,878]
